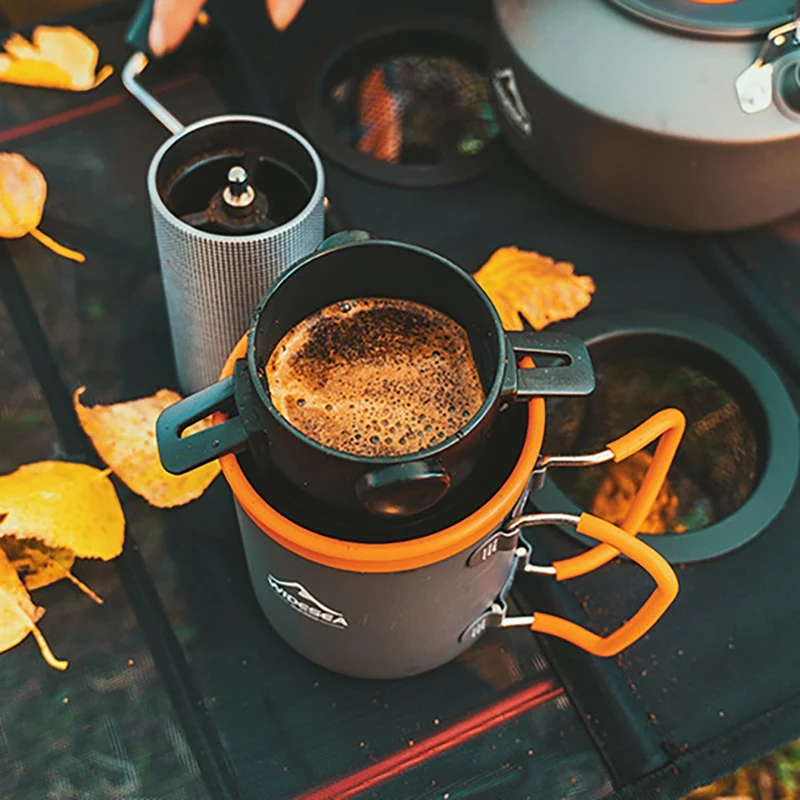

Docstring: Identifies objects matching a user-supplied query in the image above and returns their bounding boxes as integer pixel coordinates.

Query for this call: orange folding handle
[554,408,686,581]
[531,514,679,656]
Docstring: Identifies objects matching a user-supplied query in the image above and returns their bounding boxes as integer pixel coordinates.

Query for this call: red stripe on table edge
[0,72,200,146]
[292,680,563,800]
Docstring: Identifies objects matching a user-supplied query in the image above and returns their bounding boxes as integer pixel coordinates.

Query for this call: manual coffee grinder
[122,1,326,393]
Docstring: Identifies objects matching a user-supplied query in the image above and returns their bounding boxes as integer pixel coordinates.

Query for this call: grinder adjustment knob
[223,165,256,209]
[170,153,279,235]
[162,146,311,236]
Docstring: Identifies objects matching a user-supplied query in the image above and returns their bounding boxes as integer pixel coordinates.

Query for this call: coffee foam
[265,298,486,457]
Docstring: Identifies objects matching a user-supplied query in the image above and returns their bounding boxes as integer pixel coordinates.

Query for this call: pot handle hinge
[460,534,545,642]
[466,528,520,568]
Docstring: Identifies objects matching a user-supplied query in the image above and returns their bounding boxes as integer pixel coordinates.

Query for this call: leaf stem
[3,594,68,670]
[62,567,104,604]
[29,228,85,263]
[30,623,68,670]
[91,64,114,88]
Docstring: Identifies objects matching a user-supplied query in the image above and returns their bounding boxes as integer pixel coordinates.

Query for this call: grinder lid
[606,0,793,37]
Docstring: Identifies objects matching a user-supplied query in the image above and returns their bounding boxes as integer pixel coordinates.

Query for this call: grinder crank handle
[546,408,686,580]
[122,0,347,228]
[505,512,679,657]
[124,0,158,54]
[124,0,210,56]
[122,0,210,134]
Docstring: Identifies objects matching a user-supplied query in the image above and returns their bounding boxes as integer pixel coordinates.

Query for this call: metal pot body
[233,490,521,679]
[147,115,325,393]
[490,0,800,232]
[157,235,593,519]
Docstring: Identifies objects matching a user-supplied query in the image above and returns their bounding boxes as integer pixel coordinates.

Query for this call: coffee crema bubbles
[265,297,486,457]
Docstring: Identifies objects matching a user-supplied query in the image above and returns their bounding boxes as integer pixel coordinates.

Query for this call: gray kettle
[489,0,800,231]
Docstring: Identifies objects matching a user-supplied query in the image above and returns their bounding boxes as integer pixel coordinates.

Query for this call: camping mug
[156,232,595,519]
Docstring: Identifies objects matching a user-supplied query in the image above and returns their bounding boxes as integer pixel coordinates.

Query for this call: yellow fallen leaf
[0,152,85,262]
[591,450,685,535]
[0,152,45,238]
[0,461,124,560]
[0,537,103,603]
[2,536,74,589]
[0,545,67,670]
[0,26,113,91]
[473,246,595,331]
[74,388,221,509]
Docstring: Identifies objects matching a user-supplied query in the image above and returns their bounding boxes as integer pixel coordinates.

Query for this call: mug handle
[315,229,377,253]
[503,331,595,399]
[504,512,679,656]
[548,408,686,580]
[156,360,252,475]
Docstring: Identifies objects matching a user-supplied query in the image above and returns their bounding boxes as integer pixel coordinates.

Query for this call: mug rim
[245,239,511,467]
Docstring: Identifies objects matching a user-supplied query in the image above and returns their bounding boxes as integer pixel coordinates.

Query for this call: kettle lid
[606,0,792,38]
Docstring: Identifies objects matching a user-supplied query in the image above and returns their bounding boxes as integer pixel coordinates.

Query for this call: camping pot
[489,0,800,231]
[215,337,683,679]
[155,232,595,519]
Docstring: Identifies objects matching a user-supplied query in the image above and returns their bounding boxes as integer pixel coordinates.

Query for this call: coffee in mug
[265,298,485,457]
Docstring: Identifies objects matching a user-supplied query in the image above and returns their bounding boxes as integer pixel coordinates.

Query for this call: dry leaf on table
[0,461,124,560]
[0,536,103,603]
[0,26,113,91]
[0,153,85,262]
[473,246,596,331]
[0,152,46,237]
[0,545,67,670]
[74,388,221,509]
[591,450,685,535]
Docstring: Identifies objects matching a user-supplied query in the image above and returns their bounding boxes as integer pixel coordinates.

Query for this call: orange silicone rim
[215,334,545,573]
